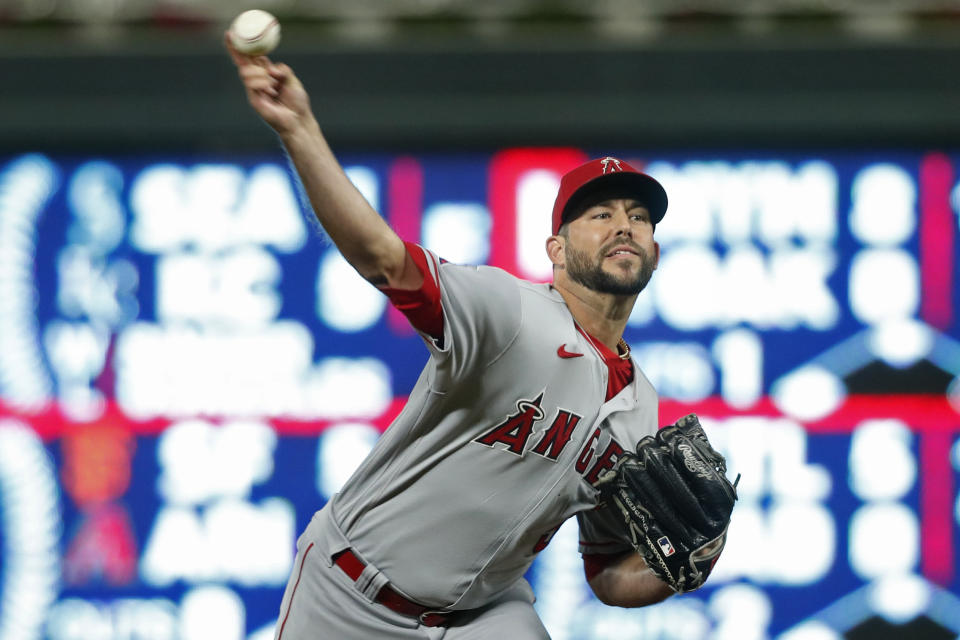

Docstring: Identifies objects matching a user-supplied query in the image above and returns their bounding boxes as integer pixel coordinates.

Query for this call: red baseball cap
[551,157,668,235]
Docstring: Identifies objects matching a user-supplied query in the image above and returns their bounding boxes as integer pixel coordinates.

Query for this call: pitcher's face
[560,198,659,296]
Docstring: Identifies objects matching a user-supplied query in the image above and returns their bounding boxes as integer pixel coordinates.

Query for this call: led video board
[0,148,958,640]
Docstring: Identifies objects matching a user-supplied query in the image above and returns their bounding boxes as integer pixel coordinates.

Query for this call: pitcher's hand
[225,32,312,136]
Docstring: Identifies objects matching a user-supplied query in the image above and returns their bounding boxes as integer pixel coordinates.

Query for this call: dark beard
[565,244,655,295]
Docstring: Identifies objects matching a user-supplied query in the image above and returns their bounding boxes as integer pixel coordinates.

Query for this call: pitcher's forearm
[226,40,410,287]
[588,553,674,608]
[280,119,407,285]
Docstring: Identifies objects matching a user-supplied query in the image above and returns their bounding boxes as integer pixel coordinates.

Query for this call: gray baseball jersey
[321,245,659,611]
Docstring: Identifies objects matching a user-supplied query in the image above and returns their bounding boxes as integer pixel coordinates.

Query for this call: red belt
[333,549,452,627]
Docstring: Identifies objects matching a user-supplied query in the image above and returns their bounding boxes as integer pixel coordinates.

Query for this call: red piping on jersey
[277,542,314,640]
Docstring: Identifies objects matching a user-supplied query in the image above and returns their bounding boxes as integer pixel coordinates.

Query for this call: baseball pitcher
[226,35,737,640]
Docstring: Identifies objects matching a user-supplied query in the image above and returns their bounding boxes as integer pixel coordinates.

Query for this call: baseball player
[227,39,675,638]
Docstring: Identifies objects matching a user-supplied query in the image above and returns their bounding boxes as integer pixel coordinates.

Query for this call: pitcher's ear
[546,234,565,267]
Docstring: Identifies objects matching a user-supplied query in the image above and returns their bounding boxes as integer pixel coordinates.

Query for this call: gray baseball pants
[272,505,551,639]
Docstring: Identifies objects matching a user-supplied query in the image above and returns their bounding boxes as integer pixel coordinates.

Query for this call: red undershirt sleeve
[378,242,445,343]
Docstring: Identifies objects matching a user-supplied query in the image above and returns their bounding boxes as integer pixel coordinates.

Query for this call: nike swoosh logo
[557,345,584,359]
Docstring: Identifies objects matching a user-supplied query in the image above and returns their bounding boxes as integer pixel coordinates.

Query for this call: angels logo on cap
[600,157,622,174]
[551,156,668,235]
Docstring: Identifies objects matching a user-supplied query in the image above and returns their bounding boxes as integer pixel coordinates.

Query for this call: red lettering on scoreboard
[488,148,588,280]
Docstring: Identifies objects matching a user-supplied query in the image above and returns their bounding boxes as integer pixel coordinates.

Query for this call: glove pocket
[619,466,705,549]
[636,443,714,534]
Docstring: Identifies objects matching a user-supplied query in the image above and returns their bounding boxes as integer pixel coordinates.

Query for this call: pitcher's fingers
[245,76,279,95]
[248,90,282,115]
[251,54,273,69]
[224,32,254,67]
[270,63,302,90]
[270,64,300,88]
[239,65,271,82]
[225,32,274,68]
[239,69,278,98]
[268,63,291,79]
[251,89,280,104]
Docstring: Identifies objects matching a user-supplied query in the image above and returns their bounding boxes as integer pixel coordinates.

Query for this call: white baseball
[229,10,281,56]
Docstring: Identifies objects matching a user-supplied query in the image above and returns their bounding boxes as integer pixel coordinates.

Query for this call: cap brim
[561,172,668,227]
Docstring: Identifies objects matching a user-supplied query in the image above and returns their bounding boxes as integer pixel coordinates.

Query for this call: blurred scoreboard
[0,148,958,640]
